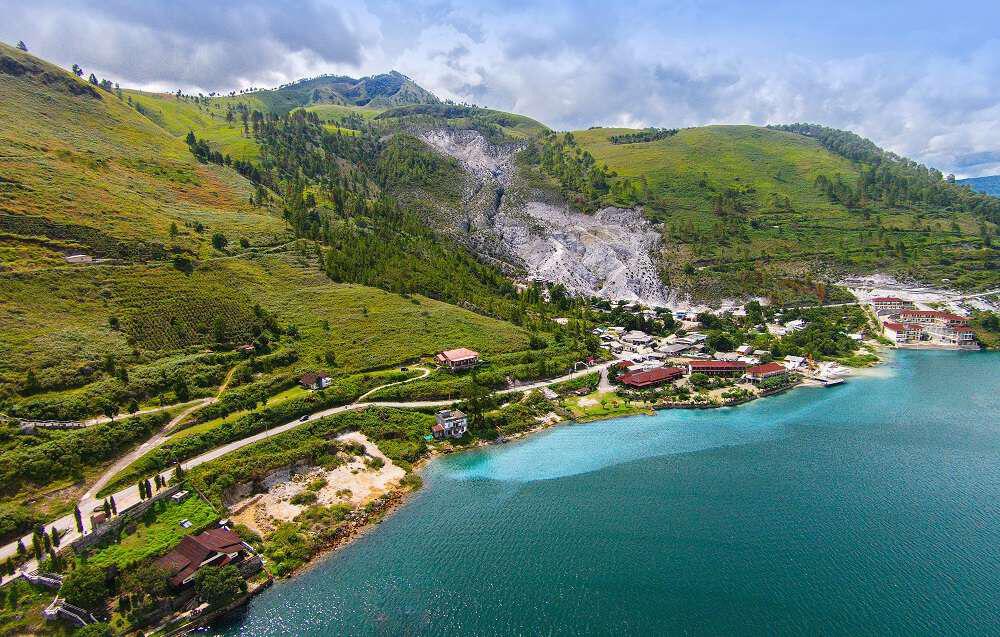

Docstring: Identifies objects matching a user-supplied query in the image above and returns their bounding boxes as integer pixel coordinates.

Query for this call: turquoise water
[216,350,1000,636]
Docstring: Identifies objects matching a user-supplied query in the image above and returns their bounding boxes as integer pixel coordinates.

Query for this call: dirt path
[0,361,618,578]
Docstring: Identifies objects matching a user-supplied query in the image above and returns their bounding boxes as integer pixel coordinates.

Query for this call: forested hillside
[0,44,591,421]
[550,125,998,296]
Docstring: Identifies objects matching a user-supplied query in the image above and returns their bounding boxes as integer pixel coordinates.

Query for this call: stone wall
[69,485,183,554]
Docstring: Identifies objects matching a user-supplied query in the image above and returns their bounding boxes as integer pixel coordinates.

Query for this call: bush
[60,563,109,612]
[194,565,246,608]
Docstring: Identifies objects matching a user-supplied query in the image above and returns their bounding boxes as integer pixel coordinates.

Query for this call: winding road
[0,361,612,583]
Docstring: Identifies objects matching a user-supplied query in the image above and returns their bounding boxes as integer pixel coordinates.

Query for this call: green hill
[0,43,285,271]
[547,125,998,296]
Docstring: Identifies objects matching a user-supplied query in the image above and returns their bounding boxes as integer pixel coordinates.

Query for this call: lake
[215,350,1000,636]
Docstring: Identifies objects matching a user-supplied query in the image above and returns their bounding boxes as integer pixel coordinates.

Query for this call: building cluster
[873,297,977,348]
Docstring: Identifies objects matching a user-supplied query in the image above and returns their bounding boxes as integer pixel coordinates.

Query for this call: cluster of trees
[527,132,621,211]
[609,128,679,144]
[0,412,169,496]
[184,131,229,166]
[773,123,1000,225]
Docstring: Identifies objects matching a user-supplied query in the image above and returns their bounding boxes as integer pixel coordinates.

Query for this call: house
[299,372,332,390]
[783,355,807,370]
[898,310,969,327]
[657,343,689,356]
[236,343,255,353]
[713,351,741,361]
[434,348,480,370]
[785,319,807,331]
[687,360,748,376]
[616,360,635,370]
[623,330,653,345]
[63,254,93,264]
[883,321,923,344]
[618,366,685,388]
[925,323,976,346]
[752,349,771,358]
[542,388,559,400]
[432,409,468,439]
[171,490,190,504]
[155,527,252,588]
[90,511,109,528]
[745,362,788,383]
[871,296,911,313]
[735,344,753,355]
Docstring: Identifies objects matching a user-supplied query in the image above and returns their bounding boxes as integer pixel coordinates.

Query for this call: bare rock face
[420,129,676,306]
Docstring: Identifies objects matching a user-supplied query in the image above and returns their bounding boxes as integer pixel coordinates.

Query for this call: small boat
[819,377,844,387]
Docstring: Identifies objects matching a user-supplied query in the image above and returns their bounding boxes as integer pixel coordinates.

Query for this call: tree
[72,64,83,77]
[16,540,26,558]
[128,399,140,415]
[121,564,168,604]
[24,369,39,393]
[109,495,118,515]
[137,480,147,500]
[102,401,120,422]
[76,624,112,637]
[74,506,83,533]
[16,41,27,51]
[194,565,247,607]
[31,528,43,560]
[88,73,99,85]
[50,526,61,547]
[173,378,190,402]
[60,563,109,612]
[169,222,179,238]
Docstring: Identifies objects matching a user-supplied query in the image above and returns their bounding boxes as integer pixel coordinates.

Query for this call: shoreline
[212,344,965,629]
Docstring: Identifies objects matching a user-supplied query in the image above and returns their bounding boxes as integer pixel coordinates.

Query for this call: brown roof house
[156,527,257,588]
[299,372,332,390]
[434,348,479,371]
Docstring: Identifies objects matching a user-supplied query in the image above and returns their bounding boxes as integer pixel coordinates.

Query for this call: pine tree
[50,526,60,547]
[71,64,83,77]
[16,540,26,558]
[88,73,98,85]
[74,506,83,533]
[16,41,27,52]
[109,496,118,515]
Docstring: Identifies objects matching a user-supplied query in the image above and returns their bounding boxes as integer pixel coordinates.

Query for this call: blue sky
[4,0,1000,176]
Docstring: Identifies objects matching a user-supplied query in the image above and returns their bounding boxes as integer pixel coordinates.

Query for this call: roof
[619,366,684,387]
[900,310,967,322]
[156,527,244,586]
[688,360,748,370]
[436,348,479,362]
[871,296,903,302]
[299,372,329,385]
[883,321,905,331]
[431,423,445,433]
[747,362,786,376]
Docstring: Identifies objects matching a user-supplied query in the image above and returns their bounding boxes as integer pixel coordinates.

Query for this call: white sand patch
[231,432,405,536]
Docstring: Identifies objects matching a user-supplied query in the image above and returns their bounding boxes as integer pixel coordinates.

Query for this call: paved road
[0,361,614,583]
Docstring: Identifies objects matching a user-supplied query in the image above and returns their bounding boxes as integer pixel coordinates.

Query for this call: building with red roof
[434,348,480,370]
[744,362,788,382]
[871,297,912,313]
[618,366,684,388]
[155,527,252,588]
[687,360,748,376]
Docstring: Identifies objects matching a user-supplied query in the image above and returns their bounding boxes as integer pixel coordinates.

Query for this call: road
[0,360,612,583]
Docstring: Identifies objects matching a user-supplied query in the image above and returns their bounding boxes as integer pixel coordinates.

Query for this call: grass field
[85,496,218,569]
[124,90,263,161]
[1,253,530,414]
[0,43,284,271]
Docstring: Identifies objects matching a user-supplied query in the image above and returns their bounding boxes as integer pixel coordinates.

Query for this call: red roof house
[156,527,248,587]
[434,348,480,370]
[745,362,788,381]
[687,360,748,376]
[618,366,684,388]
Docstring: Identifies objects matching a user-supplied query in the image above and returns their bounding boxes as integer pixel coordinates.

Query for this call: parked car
[299,414,309,422]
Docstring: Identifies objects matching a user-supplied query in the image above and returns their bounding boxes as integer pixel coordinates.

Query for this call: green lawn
[85,496,218,569]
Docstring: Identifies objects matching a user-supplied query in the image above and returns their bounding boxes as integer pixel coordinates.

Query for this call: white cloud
[3,0,999,176]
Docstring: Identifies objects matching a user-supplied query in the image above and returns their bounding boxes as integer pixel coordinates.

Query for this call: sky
[3,0,1000,177]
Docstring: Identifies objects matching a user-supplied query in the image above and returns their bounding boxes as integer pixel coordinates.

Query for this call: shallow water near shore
[214,350,1000,636]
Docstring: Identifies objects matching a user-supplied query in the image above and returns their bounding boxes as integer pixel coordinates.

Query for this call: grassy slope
[0,43,283,270]
[0,254,528,404]
[124,89,262,161]
[573,125,992,293]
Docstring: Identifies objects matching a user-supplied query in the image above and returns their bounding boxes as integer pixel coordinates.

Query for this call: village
[1,287,991,636]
